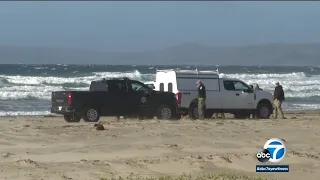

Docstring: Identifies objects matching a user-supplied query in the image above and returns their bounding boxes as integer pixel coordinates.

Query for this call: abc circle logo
[256,138,286,163]
[256,148,271,163]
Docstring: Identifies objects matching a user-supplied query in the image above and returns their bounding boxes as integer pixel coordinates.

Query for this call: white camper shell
[155,68,274,119]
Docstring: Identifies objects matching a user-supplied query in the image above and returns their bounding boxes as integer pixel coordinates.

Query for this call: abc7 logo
[256,148,271,163]
[257,138,286,163]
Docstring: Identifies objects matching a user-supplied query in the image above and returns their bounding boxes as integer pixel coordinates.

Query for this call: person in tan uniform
[273,82,286,119]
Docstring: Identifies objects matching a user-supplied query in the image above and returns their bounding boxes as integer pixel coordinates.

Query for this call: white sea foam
[220,72,320,98]
[283,103,320,111]
[0,70,154,86]
[0,70,319,114]
[0,70,154,100]
[0,110,52,116]
[1,103,319,116]
[0,71,319,100]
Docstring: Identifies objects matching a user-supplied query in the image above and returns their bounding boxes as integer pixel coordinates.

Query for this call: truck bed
[51,91,112,115]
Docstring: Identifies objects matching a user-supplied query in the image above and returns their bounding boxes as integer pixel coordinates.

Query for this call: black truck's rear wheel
[64,115,81,123]
[83,107,100,122]
[156,105,174,120]
[188,103,212,120]
[188,103,199,120]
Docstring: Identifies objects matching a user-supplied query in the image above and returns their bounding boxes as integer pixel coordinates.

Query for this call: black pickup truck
[51,78,179,122]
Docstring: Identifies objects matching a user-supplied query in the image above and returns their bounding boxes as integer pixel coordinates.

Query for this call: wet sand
[0,111,319,180]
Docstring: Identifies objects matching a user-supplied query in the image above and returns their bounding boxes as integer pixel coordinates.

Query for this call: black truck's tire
[204,111,214,119]
[256,103,272,119]
[188,103,212,120]
[64,115,81,123]
[188,103,198,120]
[156,105,174,120]
[83,107,100,122]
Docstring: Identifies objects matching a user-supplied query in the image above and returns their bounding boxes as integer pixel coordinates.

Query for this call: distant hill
[0,43,320,66]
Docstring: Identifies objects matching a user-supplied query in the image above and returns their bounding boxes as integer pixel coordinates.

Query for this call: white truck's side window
[223,81,249,91]
[234,81,249,90]
[177,78,219,91]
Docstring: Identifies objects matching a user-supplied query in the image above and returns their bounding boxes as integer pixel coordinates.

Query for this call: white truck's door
[200,78,222,109]
[175,77,197,108]
[239,90,255,109]
[221,80,254,109]
[176,77,222,109]
[221,81,241,109]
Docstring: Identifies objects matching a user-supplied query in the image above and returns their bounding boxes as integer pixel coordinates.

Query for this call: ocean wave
[1,65,320,113]
[283,103,320,111]
[0,91,51,100]
[0,69,155,101]
[219,72,308,79]
[0,86,88,100]
[0,71,319,100]
[0,70,154,86]
[0,89,318,101]
[220,72,320,98]
[1,103,319,116]
[0,110,52,116]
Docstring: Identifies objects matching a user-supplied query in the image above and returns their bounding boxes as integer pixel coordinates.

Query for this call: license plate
[58,106,62,111]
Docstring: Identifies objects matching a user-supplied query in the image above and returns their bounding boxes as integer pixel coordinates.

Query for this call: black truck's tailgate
[52,91,72,107]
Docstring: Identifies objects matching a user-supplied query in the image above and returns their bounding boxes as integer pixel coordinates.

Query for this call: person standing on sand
[252,84,262,119]
[215,112,225,119]
[196,80,206,120]
[273,82,286,119]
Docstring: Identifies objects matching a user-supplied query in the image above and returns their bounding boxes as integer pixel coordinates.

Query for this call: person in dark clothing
[273,82,285,119]
[247,85,257,119]
[196,80,206,120]
[255,84,263,90]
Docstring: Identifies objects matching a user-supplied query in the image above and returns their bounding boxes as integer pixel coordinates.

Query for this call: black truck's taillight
[176,92,182,104]
[68,92,72,104]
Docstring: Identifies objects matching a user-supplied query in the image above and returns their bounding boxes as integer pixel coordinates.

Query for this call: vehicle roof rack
[97,77,130,81]
[156,68,219,74]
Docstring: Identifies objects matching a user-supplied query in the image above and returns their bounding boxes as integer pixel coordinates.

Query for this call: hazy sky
[0,1,320,52]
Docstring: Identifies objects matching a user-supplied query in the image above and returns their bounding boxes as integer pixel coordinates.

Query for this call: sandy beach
[0,112,319,180]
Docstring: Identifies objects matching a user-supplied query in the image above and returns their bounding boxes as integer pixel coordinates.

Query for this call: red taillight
[176,92,182,104]
[68,92,72,104]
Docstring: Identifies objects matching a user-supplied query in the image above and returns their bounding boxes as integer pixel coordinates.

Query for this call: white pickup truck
[154,68,274,119]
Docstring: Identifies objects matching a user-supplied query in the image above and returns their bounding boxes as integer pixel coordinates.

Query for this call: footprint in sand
[1,152,15,158]
[15,159,39,167]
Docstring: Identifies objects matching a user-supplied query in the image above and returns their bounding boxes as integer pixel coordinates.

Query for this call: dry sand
[0,112,319,180]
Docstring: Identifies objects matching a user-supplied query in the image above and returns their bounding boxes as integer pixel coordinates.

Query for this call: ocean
[0,64,319,116]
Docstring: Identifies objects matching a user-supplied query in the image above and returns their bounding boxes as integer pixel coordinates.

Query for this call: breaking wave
[0,70,319,101]
[0,70,155,100]
[0,64,320,116]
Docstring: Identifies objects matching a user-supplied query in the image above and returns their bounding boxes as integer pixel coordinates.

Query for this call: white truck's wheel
[256,103,272,119]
